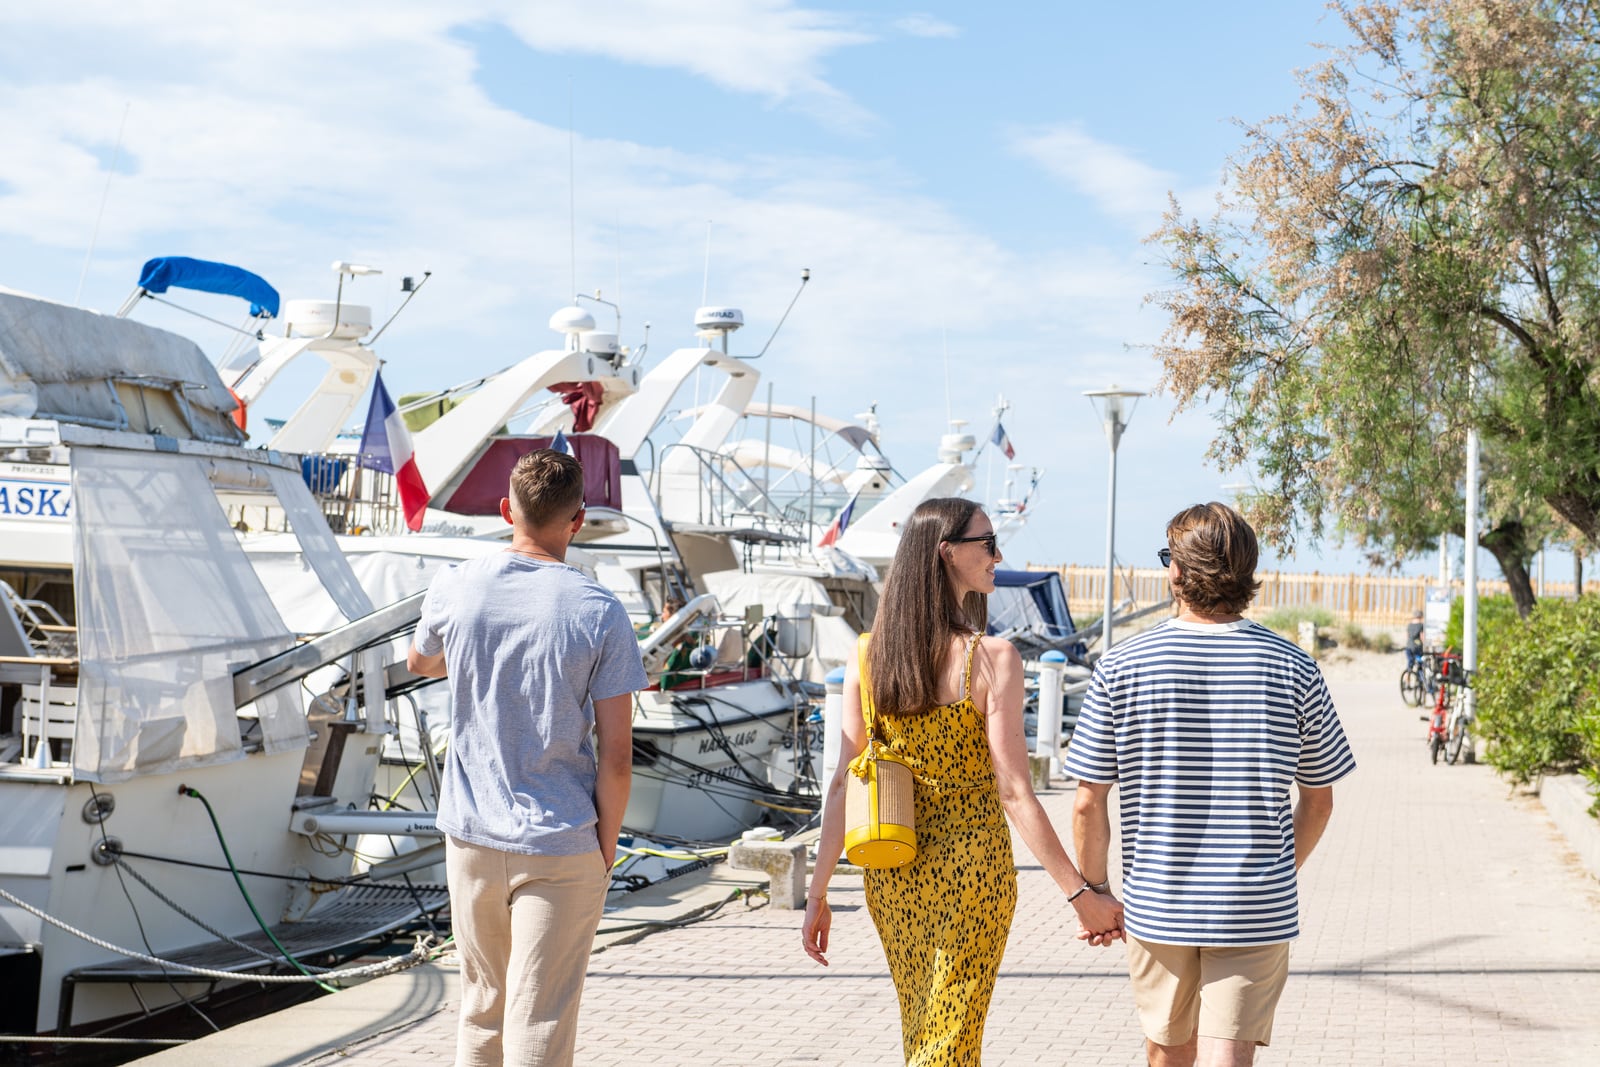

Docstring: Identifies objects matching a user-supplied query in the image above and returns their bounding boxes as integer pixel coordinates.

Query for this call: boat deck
[58,882,448,1034]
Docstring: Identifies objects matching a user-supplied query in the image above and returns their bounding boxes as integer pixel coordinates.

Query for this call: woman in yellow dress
[802,497,1124,1065]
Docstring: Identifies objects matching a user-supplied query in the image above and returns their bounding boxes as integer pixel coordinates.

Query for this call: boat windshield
[71,448,307,781]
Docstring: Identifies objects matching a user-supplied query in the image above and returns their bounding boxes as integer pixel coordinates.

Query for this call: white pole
[1463,423,1479,718]
[820,667,845,825]
[1035,653,1065,777]
[1103,428,1119,654]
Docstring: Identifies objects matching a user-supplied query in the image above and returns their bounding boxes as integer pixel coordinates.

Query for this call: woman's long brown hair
[866,497,988,715]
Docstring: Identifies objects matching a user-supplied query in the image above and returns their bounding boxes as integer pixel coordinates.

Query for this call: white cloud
[894,14,961,38]
[0,1,878,128]
[497,1,874,117]
[0,2,1199,570]
[1009,124,1199,229]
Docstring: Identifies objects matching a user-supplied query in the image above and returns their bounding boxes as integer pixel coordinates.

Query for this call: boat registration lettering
[698,729,758,754]
[688,764,749,786]
[0,478,71,518]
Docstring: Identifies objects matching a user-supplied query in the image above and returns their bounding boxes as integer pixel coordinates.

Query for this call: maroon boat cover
[438,434,622,515]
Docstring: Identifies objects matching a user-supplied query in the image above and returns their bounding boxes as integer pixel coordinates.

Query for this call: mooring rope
[111,857,326,971]
[0,885,441,984]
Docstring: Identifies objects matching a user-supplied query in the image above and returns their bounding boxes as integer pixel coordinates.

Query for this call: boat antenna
[368,270,434,346]
[576,288,622,347]
[739,268,810,361]
[75,101,131,306]
[942,324,952,426]
[568,78,578,302]
[701,220,713,305]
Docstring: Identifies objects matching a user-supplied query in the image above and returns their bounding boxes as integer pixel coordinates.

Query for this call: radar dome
[693,306,744,333]
[549,306,596,334]
[283,300,372,340]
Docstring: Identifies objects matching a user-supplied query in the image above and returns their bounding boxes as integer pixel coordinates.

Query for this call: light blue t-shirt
[413,552,649,856]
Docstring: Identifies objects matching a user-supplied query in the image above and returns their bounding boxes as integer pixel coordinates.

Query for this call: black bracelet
[1066,882,1091,904]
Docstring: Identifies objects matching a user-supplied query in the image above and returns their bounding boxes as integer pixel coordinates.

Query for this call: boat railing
[651,443,808,542]
[227,453,405,536]
[638,595,822,698]
[0,656,79,769]
[0,581,79,768]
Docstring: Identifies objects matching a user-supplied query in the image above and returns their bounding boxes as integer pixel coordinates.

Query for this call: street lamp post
[1085,385,1146,655]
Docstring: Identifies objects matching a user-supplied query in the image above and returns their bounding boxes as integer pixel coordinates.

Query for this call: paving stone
[147,672,1600,1066]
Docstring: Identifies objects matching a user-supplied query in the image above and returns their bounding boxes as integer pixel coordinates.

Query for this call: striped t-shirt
[1063,618,1356,946]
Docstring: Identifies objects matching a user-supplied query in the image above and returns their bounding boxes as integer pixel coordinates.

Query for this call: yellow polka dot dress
[864,635,1018,1066]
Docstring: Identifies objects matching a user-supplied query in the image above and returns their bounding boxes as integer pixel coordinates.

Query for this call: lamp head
[1083,384,1147,428]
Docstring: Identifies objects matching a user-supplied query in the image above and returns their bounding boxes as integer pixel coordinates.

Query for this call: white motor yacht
[0,284,446,1042]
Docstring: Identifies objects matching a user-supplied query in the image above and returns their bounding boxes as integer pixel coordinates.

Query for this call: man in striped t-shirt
[1065,502,1355,1066]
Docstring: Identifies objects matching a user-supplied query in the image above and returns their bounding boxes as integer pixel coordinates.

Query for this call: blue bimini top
[137,256,280,319]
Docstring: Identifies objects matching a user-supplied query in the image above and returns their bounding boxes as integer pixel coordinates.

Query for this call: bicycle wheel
[1446,719,1465,764]
[1430,733,1444,764]
[1400,668,1424,707]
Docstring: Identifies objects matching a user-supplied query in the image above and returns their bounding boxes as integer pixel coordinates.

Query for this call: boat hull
[627,679,807,843]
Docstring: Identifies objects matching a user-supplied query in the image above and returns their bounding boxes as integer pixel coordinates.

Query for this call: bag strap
[961,631,982,703]
[856,632,876,743]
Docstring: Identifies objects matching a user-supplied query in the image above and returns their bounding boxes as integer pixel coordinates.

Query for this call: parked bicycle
[1420,649,1475,765]
[1399,652,1435,707]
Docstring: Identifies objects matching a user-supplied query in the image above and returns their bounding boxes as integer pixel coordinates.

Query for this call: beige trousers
[446,837,609,1067]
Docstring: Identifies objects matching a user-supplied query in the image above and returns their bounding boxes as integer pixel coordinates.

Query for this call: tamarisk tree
[1150,0,1600,615]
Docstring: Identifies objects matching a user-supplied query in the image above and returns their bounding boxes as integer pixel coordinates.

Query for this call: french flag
[991,421,1016,460]
[359,371,429,531]
[817,489,861,548]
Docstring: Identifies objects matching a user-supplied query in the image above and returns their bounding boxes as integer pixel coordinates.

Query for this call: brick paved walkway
[293,671,1600,1066]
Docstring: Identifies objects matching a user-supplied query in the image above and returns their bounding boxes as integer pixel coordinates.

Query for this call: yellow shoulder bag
[843,633,917,868]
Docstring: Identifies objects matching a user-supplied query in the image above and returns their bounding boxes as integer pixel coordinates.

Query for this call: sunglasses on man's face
[948,533,999,558]
[1158,548,1172,567]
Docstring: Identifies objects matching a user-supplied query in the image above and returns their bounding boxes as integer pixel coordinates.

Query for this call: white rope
[112,858,325,971]
[0,885,440,984]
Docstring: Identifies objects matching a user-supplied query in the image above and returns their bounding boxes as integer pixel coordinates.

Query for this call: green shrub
[1335,623,1396,654]
[1473,597,1600,794]
[1337,620,1388,655]
[1257,605,1336,637]
[1444,594,1522,653]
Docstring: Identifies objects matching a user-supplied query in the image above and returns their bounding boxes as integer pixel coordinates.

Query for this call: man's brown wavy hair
[866,497,988,715]
[1166,502,1261,615]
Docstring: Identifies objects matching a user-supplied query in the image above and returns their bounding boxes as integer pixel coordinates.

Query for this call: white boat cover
[701,568,858,679]
[0,288,242,442]
[71,448,305,781]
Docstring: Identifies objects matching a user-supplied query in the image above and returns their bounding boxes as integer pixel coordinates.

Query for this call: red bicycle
[1421,649,1474,765]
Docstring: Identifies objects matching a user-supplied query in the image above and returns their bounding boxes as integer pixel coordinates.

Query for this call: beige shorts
[1126,936,1291,1047]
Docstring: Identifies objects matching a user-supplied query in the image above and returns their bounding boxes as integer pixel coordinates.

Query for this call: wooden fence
[1036,563,1600,631]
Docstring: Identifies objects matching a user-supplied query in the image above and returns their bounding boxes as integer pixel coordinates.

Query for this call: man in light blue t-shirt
[1067,502,1355,1067]
[409,449,647,1067]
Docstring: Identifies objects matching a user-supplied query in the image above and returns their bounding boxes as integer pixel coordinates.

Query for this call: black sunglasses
[948,533,999,558]
[1157,548,1172,566]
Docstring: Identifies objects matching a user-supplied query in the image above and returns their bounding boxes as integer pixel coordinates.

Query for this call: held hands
[801,896,832,966]
[1070,886,1125,947]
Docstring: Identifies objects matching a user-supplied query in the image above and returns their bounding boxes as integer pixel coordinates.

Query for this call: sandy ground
[1314,644,1409,685]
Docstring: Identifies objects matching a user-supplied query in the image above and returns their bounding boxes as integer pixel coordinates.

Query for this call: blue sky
[1,1,1515,581]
